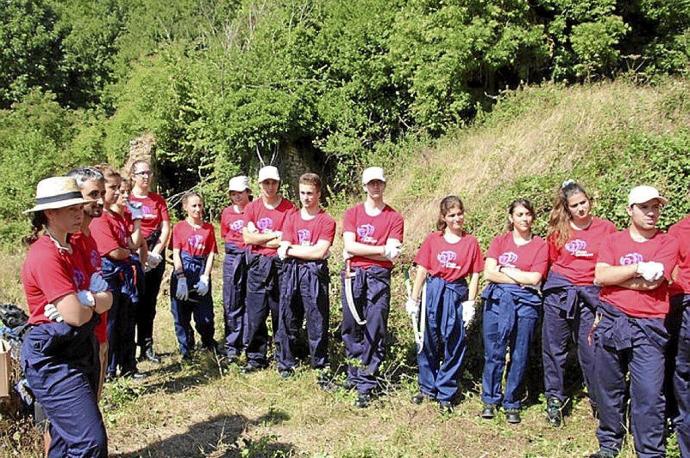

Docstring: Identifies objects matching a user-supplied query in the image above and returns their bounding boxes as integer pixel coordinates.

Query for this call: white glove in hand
[383,240,402,261]
[462,300,476,328]
[77,290,96,308]
[147,252,163,269]
[405,297,420,318]
[277,242,290,261]
[126,201,144,220]
[342,248,353,261]
[649,262,665,281]
[44,303,64,322]
[194,275,210,296]
[89,272,109,293]
[176,278,189,300]
[637,261,664,282]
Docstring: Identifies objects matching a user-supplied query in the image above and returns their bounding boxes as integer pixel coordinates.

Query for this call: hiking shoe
[505,408,521,424]
[122,370,147,380]
[546,397,563,427]
[279,368,295,379]
[142,344,161,364]
[438,401,454,414]
[588,449,618,458]
[411,392,432,405]
[355,393,372,408]
[481,404,497,419]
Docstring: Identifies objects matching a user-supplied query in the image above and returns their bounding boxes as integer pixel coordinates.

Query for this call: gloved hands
[277,242,290,261]
[636,261,665,282]
[405,297,420,318]
[147,252,163,270]
[44,303,64,322]
[383,239,402,261]
[342,248,353,261]
[89,272,108,293]
[462,300,476,328]
[194,275,210,296]
[126,201,144,220]
[77,290,96,308]
[176,277,189,300]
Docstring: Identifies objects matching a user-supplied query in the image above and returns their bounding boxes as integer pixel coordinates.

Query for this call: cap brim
[229,187,250,192]
[24,197,89,214]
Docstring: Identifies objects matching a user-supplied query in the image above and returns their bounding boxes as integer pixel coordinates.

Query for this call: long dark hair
[506,198,536,231]
[547,180,592,248]
[436,195,465,232]
[23,211,48,246]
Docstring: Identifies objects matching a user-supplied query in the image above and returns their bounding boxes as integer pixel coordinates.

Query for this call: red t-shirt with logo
[669,215,690,297]
[172,220,218,257]
[243,198,297,257]
[71,231,108,343]
[486,231,549,278]
[598,229,679,318]
[342,203,405,269]
[282,209,336,247]
[548,217,617,285]
[90,210,129,257]
[128,192,169,238]
[414,231,484,282]
[21,235,95,327]
[220,205,246,248]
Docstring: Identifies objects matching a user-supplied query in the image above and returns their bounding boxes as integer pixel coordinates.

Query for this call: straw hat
[24,177,88,213]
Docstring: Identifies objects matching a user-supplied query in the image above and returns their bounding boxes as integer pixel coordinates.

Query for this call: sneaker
[546,397,563,427]
[588,449,618,458]
[411,392,432,405]
[481,404,497,419]
[122,370,147,380]
[105,372,116,383]
[505,408,521,424]
[355,393,372,408]
[438,400,454,414]
[142,344,161,364]
[279,368,295,379]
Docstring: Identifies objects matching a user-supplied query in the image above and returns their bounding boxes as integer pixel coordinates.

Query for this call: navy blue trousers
[106,291,136,375]
[21,320,107,457]
[276,260,330,371]
[481,284,541,409]
[222,243,247,358]
[341,266,391,395]
[594,301,668,457]
[417,276,468,403]
[245,253,282,368]
[672,294,690,458]
[541,273,599,406]
[137,248,165,347]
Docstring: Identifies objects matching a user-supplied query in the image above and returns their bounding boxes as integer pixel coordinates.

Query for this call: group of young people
[17,161,690,458]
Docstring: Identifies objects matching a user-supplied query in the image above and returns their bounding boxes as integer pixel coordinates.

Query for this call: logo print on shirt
[297,229,311,245]
[356,224,376,243]
[188,234,205,250]
[230,219,244,233]
[90,250,100,268]
[141,205,154,219]
[565,239,592,257]
[257,217,273,233]
[498,251,518,267]
[73,268,85,288]
[620,252,644,266]
[437,250,460,269]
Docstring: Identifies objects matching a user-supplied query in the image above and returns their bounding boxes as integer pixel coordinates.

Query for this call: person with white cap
[20,176,113,457]
[590,185,679,458]
[341,166,404,407]
[241,166,296,372]
[220,175,252,361]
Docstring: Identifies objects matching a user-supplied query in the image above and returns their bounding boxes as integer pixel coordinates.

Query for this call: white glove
[194,275,209,296]
[273,231,282,240]
[277,242,290,261]
[77,290,96,308]
[44,303,64,322]
[649,262,665,281]
[89,272,108,293]
[342,248,353,261]
[405,297,420,318]
[462,300,476,328]
[147,252,163,269]
[383,242,402,261]
[176,277,189,300]
[126,201,144,220]
[637,261,664,282]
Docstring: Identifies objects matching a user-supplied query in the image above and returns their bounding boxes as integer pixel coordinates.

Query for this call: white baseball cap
[228,175,250,192]
[24,177,88,213]
[628,185,668,206]
[362,167,386,185]
[258,166,280,183]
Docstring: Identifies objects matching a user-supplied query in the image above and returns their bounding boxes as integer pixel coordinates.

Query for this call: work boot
[546,397,563,427]
[481,404,497,419]
[505,408,521,424]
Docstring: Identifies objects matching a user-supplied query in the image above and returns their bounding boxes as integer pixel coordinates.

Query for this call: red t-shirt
[220,205,246,248]
[90,210,129,257]
[486,232,549,278]
[414,231,484,282]
[548,217,617,285]
[243,198,297,256]
[282,209,336,247]
[172,220,218,257]
[21,235,94,326]
[669,215,690,297]
[71,231,108,343]
[128,192,169,238]
[598,229,679,318]
[342,203,405,269]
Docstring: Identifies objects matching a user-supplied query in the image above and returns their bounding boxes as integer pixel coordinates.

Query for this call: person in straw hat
[20,176,113,457]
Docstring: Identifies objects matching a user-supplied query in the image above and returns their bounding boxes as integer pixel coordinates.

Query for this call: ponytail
[23,211,47,246]
[547,180,591,248]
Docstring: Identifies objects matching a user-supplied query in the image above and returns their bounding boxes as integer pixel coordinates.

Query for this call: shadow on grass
[112,411,295,458]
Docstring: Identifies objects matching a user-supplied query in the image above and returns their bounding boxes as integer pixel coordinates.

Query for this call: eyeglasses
[134,171,153,177]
